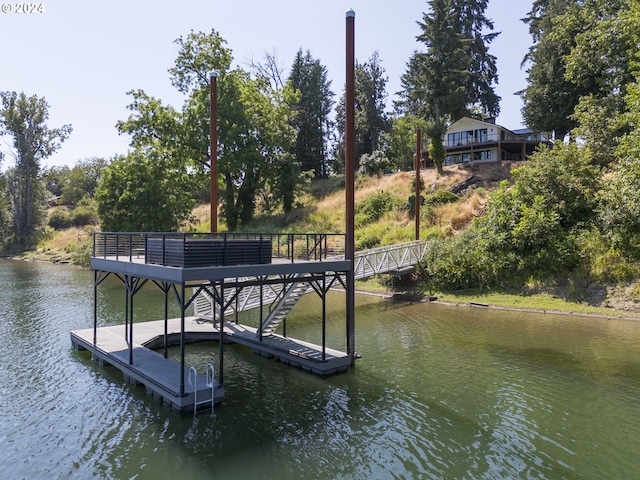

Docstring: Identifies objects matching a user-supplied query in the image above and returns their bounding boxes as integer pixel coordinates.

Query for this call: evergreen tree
[288,50,334,177]
[335,52,390,171]
[398,0,500,173]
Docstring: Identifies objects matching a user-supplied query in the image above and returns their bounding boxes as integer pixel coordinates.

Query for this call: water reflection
[2,259,640,478]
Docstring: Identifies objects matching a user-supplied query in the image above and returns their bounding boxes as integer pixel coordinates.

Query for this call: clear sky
[0,0,533,169]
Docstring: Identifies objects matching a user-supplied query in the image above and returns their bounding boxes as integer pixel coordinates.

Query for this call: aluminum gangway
[193,240,428,333]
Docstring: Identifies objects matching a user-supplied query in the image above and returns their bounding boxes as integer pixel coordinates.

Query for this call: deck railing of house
[445,131,551,148]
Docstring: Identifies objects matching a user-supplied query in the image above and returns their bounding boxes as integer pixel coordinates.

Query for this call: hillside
[191,162,519,243]
[17,161,640,317]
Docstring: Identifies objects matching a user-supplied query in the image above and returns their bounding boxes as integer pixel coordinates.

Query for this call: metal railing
[193,240,430,322]
[188,363,215,415]
[353,240,428,279]
[92,232,346,265]
[445,131,551,148]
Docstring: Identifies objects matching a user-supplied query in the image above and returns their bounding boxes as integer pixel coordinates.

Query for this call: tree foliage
[288,49,334,178]
[381,114,427,171]
[335,52,390,172]
[96,153,195,232]
[114,29,302,231]
[399,0,499,173]
[0,91,71,246]
[520,0,633,145]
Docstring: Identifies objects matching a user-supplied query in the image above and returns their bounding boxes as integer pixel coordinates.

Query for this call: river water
[1,258,640,479]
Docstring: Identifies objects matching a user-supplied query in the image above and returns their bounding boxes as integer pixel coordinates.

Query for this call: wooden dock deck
[71,317,351,411]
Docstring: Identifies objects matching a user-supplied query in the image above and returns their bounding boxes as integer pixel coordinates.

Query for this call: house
[443,117,552,166]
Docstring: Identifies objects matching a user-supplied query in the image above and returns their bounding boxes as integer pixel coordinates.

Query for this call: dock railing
[92,232,346,266]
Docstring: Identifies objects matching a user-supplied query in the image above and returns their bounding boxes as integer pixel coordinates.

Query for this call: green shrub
[355,191,402,226]
[71,236,92,267]
[424,190,458,207]
[356,232,381,250]
[48,207,72,229]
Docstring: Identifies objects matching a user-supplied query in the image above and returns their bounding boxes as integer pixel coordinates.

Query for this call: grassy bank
[356,276,640,319]
[12,163,640,317]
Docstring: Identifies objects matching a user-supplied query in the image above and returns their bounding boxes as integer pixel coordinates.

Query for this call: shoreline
[354,288,640,322]
[4,255,639,322]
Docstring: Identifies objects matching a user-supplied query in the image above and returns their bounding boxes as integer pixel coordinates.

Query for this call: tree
[567,0,636,165]
[0,168,11,248]
[0,91,72,246]
[399,0,500,173]
[42,165,70,198]
[288,49,335,177]
[519,0,625,141]
[598,76,640,256]
[335,52,390,172]
[117,29,302,230]
[60,157,109,204]
[96,153,195,232]
[381,113,428,171]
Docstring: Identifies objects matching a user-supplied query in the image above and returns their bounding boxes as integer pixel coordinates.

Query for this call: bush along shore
[7,163,640,319]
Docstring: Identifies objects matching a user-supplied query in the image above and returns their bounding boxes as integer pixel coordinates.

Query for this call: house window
[475,128,488,142]
[447,132,460,146]
[473,150,492,161]
[445,154,462,165]
[461,130,473,144]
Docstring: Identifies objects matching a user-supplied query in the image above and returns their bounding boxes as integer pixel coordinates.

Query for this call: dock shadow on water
[1,259,640,478]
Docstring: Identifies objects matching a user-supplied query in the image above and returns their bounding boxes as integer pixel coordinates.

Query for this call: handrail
[192,240,429,322]
[92,232,346,266]
[188,364,216,415]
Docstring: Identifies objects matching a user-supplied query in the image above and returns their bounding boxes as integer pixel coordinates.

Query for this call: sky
[0,0,533,170]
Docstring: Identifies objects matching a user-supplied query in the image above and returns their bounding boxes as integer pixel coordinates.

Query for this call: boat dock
[73,232,426,412]
[71,316,352,411]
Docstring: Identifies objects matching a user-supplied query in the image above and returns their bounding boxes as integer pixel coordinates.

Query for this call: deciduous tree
[115,30,302,230]
[96,152,195,232]
[0,91,71,245]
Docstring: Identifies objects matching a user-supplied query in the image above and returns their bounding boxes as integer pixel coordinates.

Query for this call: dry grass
[45,227,92,250]
[187,162,514,239]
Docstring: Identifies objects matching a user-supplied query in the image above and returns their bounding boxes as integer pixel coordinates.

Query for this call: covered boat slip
[79,232,354,412]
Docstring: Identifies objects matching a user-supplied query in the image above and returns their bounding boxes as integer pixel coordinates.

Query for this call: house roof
[511,128,533,135]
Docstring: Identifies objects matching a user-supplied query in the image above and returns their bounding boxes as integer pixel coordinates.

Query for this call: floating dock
[71,316,352,412]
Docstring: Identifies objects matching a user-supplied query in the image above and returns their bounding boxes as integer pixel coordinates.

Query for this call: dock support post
[219,280,225,386]
[180,283,185,396]
[163,283,169,359]
[322,274,327,361]
[128,278,134,365]
[93,270,98,346]
[345,8,356,361]
[415,128,421,240]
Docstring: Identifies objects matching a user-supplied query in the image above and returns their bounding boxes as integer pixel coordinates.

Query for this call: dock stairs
[260,280,309,336]
[193,240,428,336]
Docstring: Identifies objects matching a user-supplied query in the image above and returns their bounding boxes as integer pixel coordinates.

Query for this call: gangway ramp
[353,240,428,280]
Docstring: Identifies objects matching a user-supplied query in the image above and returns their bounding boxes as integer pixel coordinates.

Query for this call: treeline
[420,0,640,291]
[0,1,499,246]
[4,0,640,296]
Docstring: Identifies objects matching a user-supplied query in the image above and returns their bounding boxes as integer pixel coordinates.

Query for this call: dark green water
[1,258,640,479]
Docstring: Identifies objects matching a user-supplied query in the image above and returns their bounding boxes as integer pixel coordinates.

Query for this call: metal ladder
[188,363,215,416]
